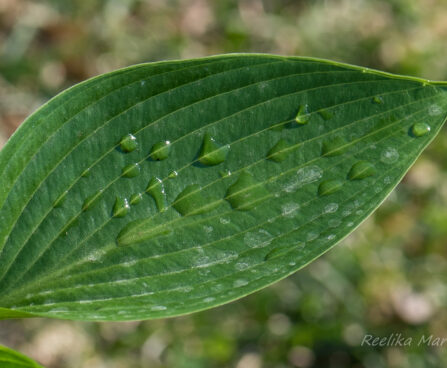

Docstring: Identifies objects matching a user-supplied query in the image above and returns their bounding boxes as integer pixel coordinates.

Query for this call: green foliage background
[0,0,446,367]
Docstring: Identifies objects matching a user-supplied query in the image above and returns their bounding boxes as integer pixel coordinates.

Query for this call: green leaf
[0,54,446,321]
[0,345,44,368]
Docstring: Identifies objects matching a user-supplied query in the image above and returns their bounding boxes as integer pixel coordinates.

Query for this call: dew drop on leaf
[411,122,431,137]
[234,279,249,288]
[122,162,141,178]
[173,184,217,216]
[198,132,229,166]
[129,193,143,205]
[168,170,178,179]
[373,96,384,104]
[150,140,171,160]
[324,202,339,214]
[150,305,167,311]
[283,165,323,192]
[380,147,399,164]
[307,231,319,241]
[145,177,167,212]
[82,190,103,211]
[321,136,348,157]
[244,229,273,248]
[219,169,232,178]
[267,138,290,163]
[225,172,270,211]
[281,202,300,218]
[328,219,342,228]
[428,104,442,116]
[318,180,343,196]
[295,104,310,125]
[113,197,130,218]
[119,133,138,153]
[348,161,376,180]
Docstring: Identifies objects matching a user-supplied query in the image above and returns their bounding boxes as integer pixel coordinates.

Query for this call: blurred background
[0,0,447,367]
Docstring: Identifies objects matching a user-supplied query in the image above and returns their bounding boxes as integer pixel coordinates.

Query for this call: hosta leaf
[0,54,446,321]
[0,345,44,368]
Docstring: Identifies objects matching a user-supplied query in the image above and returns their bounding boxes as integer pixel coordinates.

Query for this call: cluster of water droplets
[53,94,434,249]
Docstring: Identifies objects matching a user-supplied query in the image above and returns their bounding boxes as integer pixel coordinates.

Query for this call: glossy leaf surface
[0,54,446,320]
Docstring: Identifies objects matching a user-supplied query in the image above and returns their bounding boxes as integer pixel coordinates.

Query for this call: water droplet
[327,234,336,241]
[220,217,230,224]
[119,133,138,153]
[168,170,178,179]
[203,225,213,233]
[234,279,249,288]
[321,136,348,157]
[341,209,351,217]
[113,197,130,218]
[348,161,376,180]
[150,140,171,160]
[129,193,143,205]
[226,172,270,211]
[177,285,193,293]
[219,169,232,178]
[283,165,323,192]
[173,184,217,216]
[53,191,68,208]
[145,177,167,212]
[373,96,384,104]
[198,133,229,166]
[235,262,249,270]
[281,202,300,218]
[328,219,341,228]
[121,163,140,178]
[81,168,91,177]
[267,139,290,163]
[410,122,431,137]
[307,231,319,241]
[318,180,343,196]
[244,229,272,248]
[82,190,103,211]
[318,108,333,120]
[295,104,310,125]
[324,202,339,214]
[380,147,399,164]
[428,104,442,116]
[150,305,167,311]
